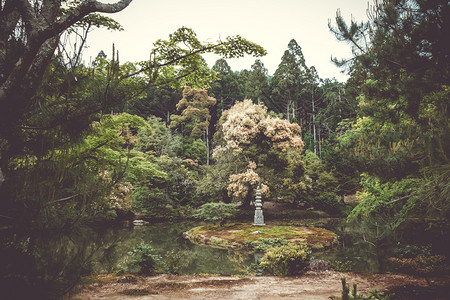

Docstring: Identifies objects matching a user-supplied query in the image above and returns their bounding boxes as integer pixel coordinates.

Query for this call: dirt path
[71,271,450,300]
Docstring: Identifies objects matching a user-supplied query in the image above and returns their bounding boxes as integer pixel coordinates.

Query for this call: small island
[185,223,336,251]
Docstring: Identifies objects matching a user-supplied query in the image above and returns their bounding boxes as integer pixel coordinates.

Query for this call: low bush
[331,259,356,272]
[392,244,431,258]
[127,243,162,275]
[303,192,343,215]
[260,244,311,276]
[389,243,448,285]
[194,203,237,226]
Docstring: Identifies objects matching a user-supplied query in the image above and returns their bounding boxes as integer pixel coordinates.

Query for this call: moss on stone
[186,223,335,251]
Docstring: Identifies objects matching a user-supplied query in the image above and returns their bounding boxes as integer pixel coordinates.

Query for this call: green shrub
[260,244,311,276]
[128,243,162,275]
[303,192,342,215]
[331,259,356,272]
[194,202,237,226]
[393,244,431,258]
[389,244,448,284]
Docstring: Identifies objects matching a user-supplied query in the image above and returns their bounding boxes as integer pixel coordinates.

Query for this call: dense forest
[0,0,449,299]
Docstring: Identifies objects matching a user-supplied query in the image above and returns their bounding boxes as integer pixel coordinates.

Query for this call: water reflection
[126,221,254,275]
[311,218,396,273]
[0,226,134,299]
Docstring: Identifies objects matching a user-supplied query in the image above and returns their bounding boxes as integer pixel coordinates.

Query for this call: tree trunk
[312,89,317,155]
[206,126,210,166]
[286,100,290,121]
[240,189,253,210]
[318,126,321,157]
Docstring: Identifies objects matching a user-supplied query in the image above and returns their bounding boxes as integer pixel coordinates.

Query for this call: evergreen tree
[244,59,270,106]
[209,59,244,143]
[330,0,450,224]
[271,39,310,122]
[209,59,243,111]
[125,86,181,123]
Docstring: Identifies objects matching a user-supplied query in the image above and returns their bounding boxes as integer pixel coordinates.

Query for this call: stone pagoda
[253,185,265,226]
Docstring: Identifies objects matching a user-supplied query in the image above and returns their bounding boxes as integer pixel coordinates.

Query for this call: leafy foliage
[348,174,419,228]
[389,243,449,279]
[260,244,311,276]
[298,151,341,213]
[329,0,450,228]
[170,86,216,138]
[146,27,266,89]
[389,255,448,277]
[194,203,237,226]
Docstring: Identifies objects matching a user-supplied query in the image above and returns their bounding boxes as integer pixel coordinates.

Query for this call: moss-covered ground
[185,223,336,250]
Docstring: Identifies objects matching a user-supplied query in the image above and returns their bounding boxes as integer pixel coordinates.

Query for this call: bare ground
[71,271,450,300]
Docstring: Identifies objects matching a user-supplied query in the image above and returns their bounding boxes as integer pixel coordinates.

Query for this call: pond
[0,218,405,279]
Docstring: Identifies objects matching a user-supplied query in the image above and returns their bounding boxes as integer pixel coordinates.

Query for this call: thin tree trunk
[292,104,295,122]
[206,126,210,166]
[286,100,290,121]
[312,89,317,155]
[318,126,321,157]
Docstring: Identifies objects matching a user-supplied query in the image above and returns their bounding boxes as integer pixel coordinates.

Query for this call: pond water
[2,216,427,285]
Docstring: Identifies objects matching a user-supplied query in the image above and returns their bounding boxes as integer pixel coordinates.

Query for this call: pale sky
[82,0,369,82]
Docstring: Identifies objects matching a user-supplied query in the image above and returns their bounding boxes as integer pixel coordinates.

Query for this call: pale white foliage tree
[220,99,267,153]
[213,99,305,205]
[261,117,304,152]
[227,161,269,201]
